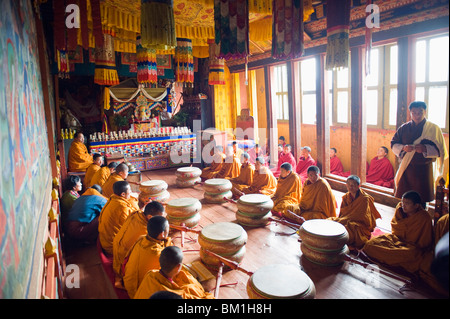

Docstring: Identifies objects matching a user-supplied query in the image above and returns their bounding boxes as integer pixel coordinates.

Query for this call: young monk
[330,148,345,176]
[102,163,129,198]
[271,163,302,219]
[328,175,381,249]
[200,145,226,180]
[290,165,336,221]
[90,162,119,187]
[123,216,173,298]
[98,181,140,255]
[272,144,297,178]
[229,153,255,198]
[296,146,316,182]
[134,246,214,299]
[362,191,433,276]
[68,132,93,172]
[113,201,165,282]
[84,154,104,188]
[237,157,277,197]
[215,146,241,179]
[366,146,395,188]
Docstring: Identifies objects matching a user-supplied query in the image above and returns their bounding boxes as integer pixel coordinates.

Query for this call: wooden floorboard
[62,167,446,299]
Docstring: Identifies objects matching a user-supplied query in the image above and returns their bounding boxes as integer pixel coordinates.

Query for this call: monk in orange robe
[98,181,140,255]
[134,246,214,299]
[290,165,336,221]
[330,148,345,176]
[215,146,241,179]
[230,153,255,198]
[296,146,316,183]
[434,213,449,244]
[272,144,297,178]
[102,163,129,198]
[68,132,93,172]
[113,201,165,281]
[239,157,277,196]
[84,154,103,188]
[200,145,226,180]
[90,162,119,187]
[123,216,173,298]
[329,175,381,249]
[271,163,302,219]
[366,146,395,188]
[363,191,433,278]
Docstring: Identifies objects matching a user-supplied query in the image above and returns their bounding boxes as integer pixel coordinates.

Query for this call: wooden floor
[63,167,446,299]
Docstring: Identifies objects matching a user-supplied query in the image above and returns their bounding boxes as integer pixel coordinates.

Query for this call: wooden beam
[265,66,278,167]
[350,46,367,182]
[287,61,301,160]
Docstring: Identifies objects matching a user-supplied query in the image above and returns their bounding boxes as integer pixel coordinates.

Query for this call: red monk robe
[366,156,395,188]
[296,155,316,182]
[330,155,345,176]
[272,151,297,178]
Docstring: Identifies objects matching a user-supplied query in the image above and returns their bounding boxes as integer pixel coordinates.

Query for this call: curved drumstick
[214,263,224,299]
[268,217,301,230]
[203,249,254,277]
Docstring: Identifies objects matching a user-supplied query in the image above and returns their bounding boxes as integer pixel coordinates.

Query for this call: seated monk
[247,143,265,165]
[232,140,243,160]
[102,163,129,198]
[238,157,277,197]
[134,246,214,299]
[98,181,140,255]
[200,145,226,180]
[113,201,165,284]
[84,154,104,188]
[271,163,302,219]
[330,148,345,176]
[366,146,395,188]
[230,153,255,198]
[123,216,173,298]
[362,191,434,282]
[64,184,107,244]
[272,144,297,178]
[328,175,381,249]
[296,146,316,183]
[289,165,337,221]
[68,132,93,172]
[215,146,241,179]
[90,162,119,188]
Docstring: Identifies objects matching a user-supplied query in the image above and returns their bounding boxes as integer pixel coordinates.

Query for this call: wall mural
[0,0,52,298]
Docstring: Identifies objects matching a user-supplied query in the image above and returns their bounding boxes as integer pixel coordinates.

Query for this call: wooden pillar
[350,46,367,182]
[265,66,278,167]
[287,61,302,160]
[316,54,330,174]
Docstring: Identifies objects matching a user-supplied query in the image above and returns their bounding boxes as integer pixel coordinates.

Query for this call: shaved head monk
[134,246,214,299]
[230,152,255,198]
[296,146,316,183]
[98,181,140,255]
[84,154,104,188]
[215,146,241,179]
[200,145,226,180]
[237,157,277,197]
[90,161,119,187]
[328,175,381,249]
[330,148,345,176]
[271,162,302,219]
[366,146,395,188]
[272,144,297,178]
[102,163,129,198]
[68,132,93,172]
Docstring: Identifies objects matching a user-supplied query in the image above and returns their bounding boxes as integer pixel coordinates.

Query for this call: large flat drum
[203,178,232,193]
[247,264,316,299]
[139,180,168,195]
[236,194,274,215]
[175,167,202,179]
[166,198,202,218]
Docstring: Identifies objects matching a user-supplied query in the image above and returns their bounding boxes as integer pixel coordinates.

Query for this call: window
[272,64,289,120]
[415,34,449,131]
[299,58,317,124]
[328,60,352,125]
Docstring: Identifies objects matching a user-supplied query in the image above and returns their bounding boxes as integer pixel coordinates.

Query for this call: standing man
[391,101,447,204]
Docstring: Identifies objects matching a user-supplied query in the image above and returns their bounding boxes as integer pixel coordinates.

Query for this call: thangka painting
[0,0,53,298]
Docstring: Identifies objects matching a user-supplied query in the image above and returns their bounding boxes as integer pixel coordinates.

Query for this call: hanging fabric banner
[94,34,120,86]
[175,38,194,84]
[214,0,249,60]
[137,36,158,86]
[325,0,351,70]
[272,0,304,60]
[209,57,226,85]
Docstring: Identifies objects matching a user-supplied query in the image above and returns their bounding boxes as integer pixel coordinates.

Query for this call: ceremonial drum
[138,180,170,204]
[198,222,247,270]
[247,264,316,299]
[298,219,349,266]
[175,167,202,188]
[203,179,232,203]
[166,197,202,228]
[127,171,142,193]
[236,194,274,227]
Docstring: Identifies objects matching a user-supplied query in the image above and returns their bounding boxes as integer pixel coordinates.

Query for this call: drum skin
[203,179,232,193]
[298,219,349,251]
[167,212,201,228]
[166,198,202,218]
[301,242,350,267]
[236,194,274,215]
[204,190,232,203]
[175,167,202,179]
[246,264,316,299]
[236,210,272,227]
[142,190,170,204]
[139,180,168,194]
[198,222,247,254]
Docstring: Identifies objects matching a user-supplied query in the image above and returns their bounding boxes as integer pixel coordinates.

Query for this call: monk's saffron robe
[294,177,336,220]
[98,194,140,255]
[68,140,93,172]
[230,162,255,197]
[90,166,111,187]
[363,203,433,274]
[84,163,101,188]
[434,213,449,245]
[241,166,278,196]
[133,268,214,299]
[272,152,297,178]
[102,173,124,198]
[272,172,302,216]
[329,189,381,248]
[366,156,395,188]
[296,155,316,182]
[112,211,147,277]
[123,236,173,299]
[200,152,226,180]
[330,156,345,176]
[216,154,241,179]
